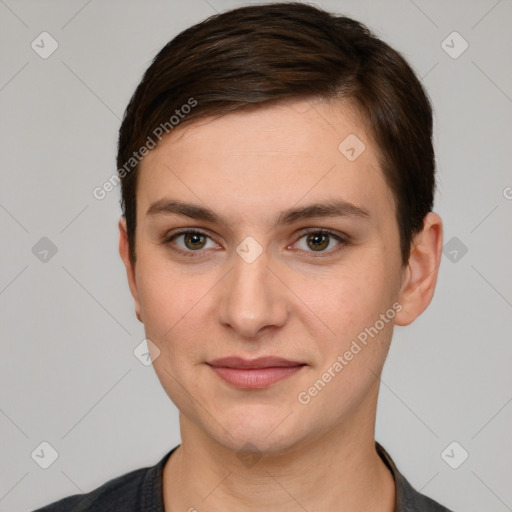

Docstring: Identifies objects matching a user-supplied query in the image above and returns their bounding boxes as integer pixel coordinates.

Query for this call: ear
[118,217,143,323]
[395,212,443,326]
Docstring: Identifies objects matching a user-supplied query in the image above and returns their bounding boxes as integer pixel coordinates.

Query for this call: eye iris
[307,232,329,251]
[184,233,206,250]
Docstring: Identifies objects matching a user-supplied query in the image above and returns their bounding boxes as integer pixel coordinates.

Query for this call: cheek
[293,268,397,421]
[136,255,208,335]
[136,261,210,406]
[298,261,394,343]
[134,264,214,386]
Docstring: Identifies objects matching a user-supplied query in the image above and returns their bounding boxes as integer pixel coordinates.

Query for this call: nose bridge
[218,243,288,337]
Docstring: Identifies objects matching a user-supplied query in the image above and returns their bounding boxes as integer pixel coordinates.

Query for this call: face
[120,98,420,455]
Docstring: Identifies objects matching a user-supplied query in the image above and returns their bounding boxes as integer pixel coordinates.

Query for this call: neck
[163,410,395,512]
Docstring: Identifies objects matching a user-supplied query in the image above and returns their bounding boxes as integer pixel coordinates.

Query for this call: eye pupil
[307,233,329,251]
[185,232,206,250]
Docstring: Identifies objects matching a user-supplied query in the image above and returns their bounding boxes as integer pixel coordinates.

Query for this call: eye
[292,229,346,254]
[162,228,349,259]
[163,230,219,257]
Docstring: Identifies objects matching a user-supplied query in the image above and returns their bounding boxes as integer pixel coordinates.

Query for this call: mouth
[206,357,307,389]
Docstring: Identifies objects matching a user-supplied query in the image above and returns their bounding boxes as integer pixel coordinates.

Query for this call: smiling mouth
[206,357,307,389]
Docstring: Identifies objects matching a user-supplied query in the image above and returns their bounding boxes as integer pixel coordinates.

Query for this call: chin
[205,404,312,456]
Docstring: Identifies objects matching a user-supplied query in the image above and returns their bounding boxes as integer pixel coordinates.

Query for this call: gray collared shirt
[34,443,454,511]
[376,443,453,512]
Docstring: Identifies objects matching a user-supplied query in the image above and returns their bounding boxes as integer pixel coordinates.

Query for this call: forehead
[137,97,395,226]
[154,98,368,158]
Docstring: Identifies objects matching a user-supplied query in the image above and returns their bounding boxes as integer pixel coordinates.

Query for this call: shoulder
[376,443,454,512]
[396,471,453,512]
[32,466,148,512]
[32,447,178,512]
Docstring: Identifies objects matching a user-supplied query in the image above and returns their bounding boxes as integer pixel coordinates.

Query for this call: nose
[216,246,290,339]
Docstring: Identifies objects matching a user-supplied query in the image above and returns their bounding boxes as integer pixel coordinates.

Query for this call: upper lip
[207,357,305,369]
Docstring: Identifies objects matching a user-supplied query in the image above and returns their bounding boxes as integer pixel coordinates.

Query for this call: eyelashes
[160,228,350,259]
[162,230,218,257]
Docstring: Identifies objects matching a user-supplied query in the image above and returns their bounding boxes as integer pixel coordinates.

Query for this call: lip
[208,356,304,369]
[207,357,306,389]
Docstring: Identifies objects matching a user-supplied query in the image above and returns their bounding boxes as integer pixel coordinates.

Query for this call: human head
[116,2,443,457]
[117,2,435,267]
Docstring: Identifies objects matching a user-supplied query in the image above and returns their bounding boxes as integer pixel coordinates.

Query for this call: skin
[119,97,443,512]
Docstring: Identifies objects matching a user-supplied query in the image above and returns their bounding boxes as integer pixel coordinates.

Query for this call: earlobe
[118,218,143,323]
[395,212,443,326]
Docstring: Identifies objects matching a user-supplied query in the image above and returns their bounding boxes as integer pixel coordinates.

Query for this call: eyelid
[289,228,348,256]
[162,228,221,258]
[162,227,350,258]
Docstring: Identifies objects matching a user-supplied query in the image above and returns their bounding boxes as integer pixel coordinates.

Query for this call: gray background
[1,0,511,511]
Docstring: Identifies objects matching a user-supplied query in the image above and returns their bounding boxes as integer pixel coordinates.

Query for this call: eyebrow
[146,198,371,229]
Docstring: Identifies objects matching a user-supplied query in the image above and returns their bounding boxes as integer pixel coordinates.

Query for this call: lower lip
[208,365,305,389]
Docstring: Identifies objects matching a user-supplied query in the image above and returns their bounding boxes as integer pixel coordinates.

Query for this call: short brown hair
[117,2,435,266]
